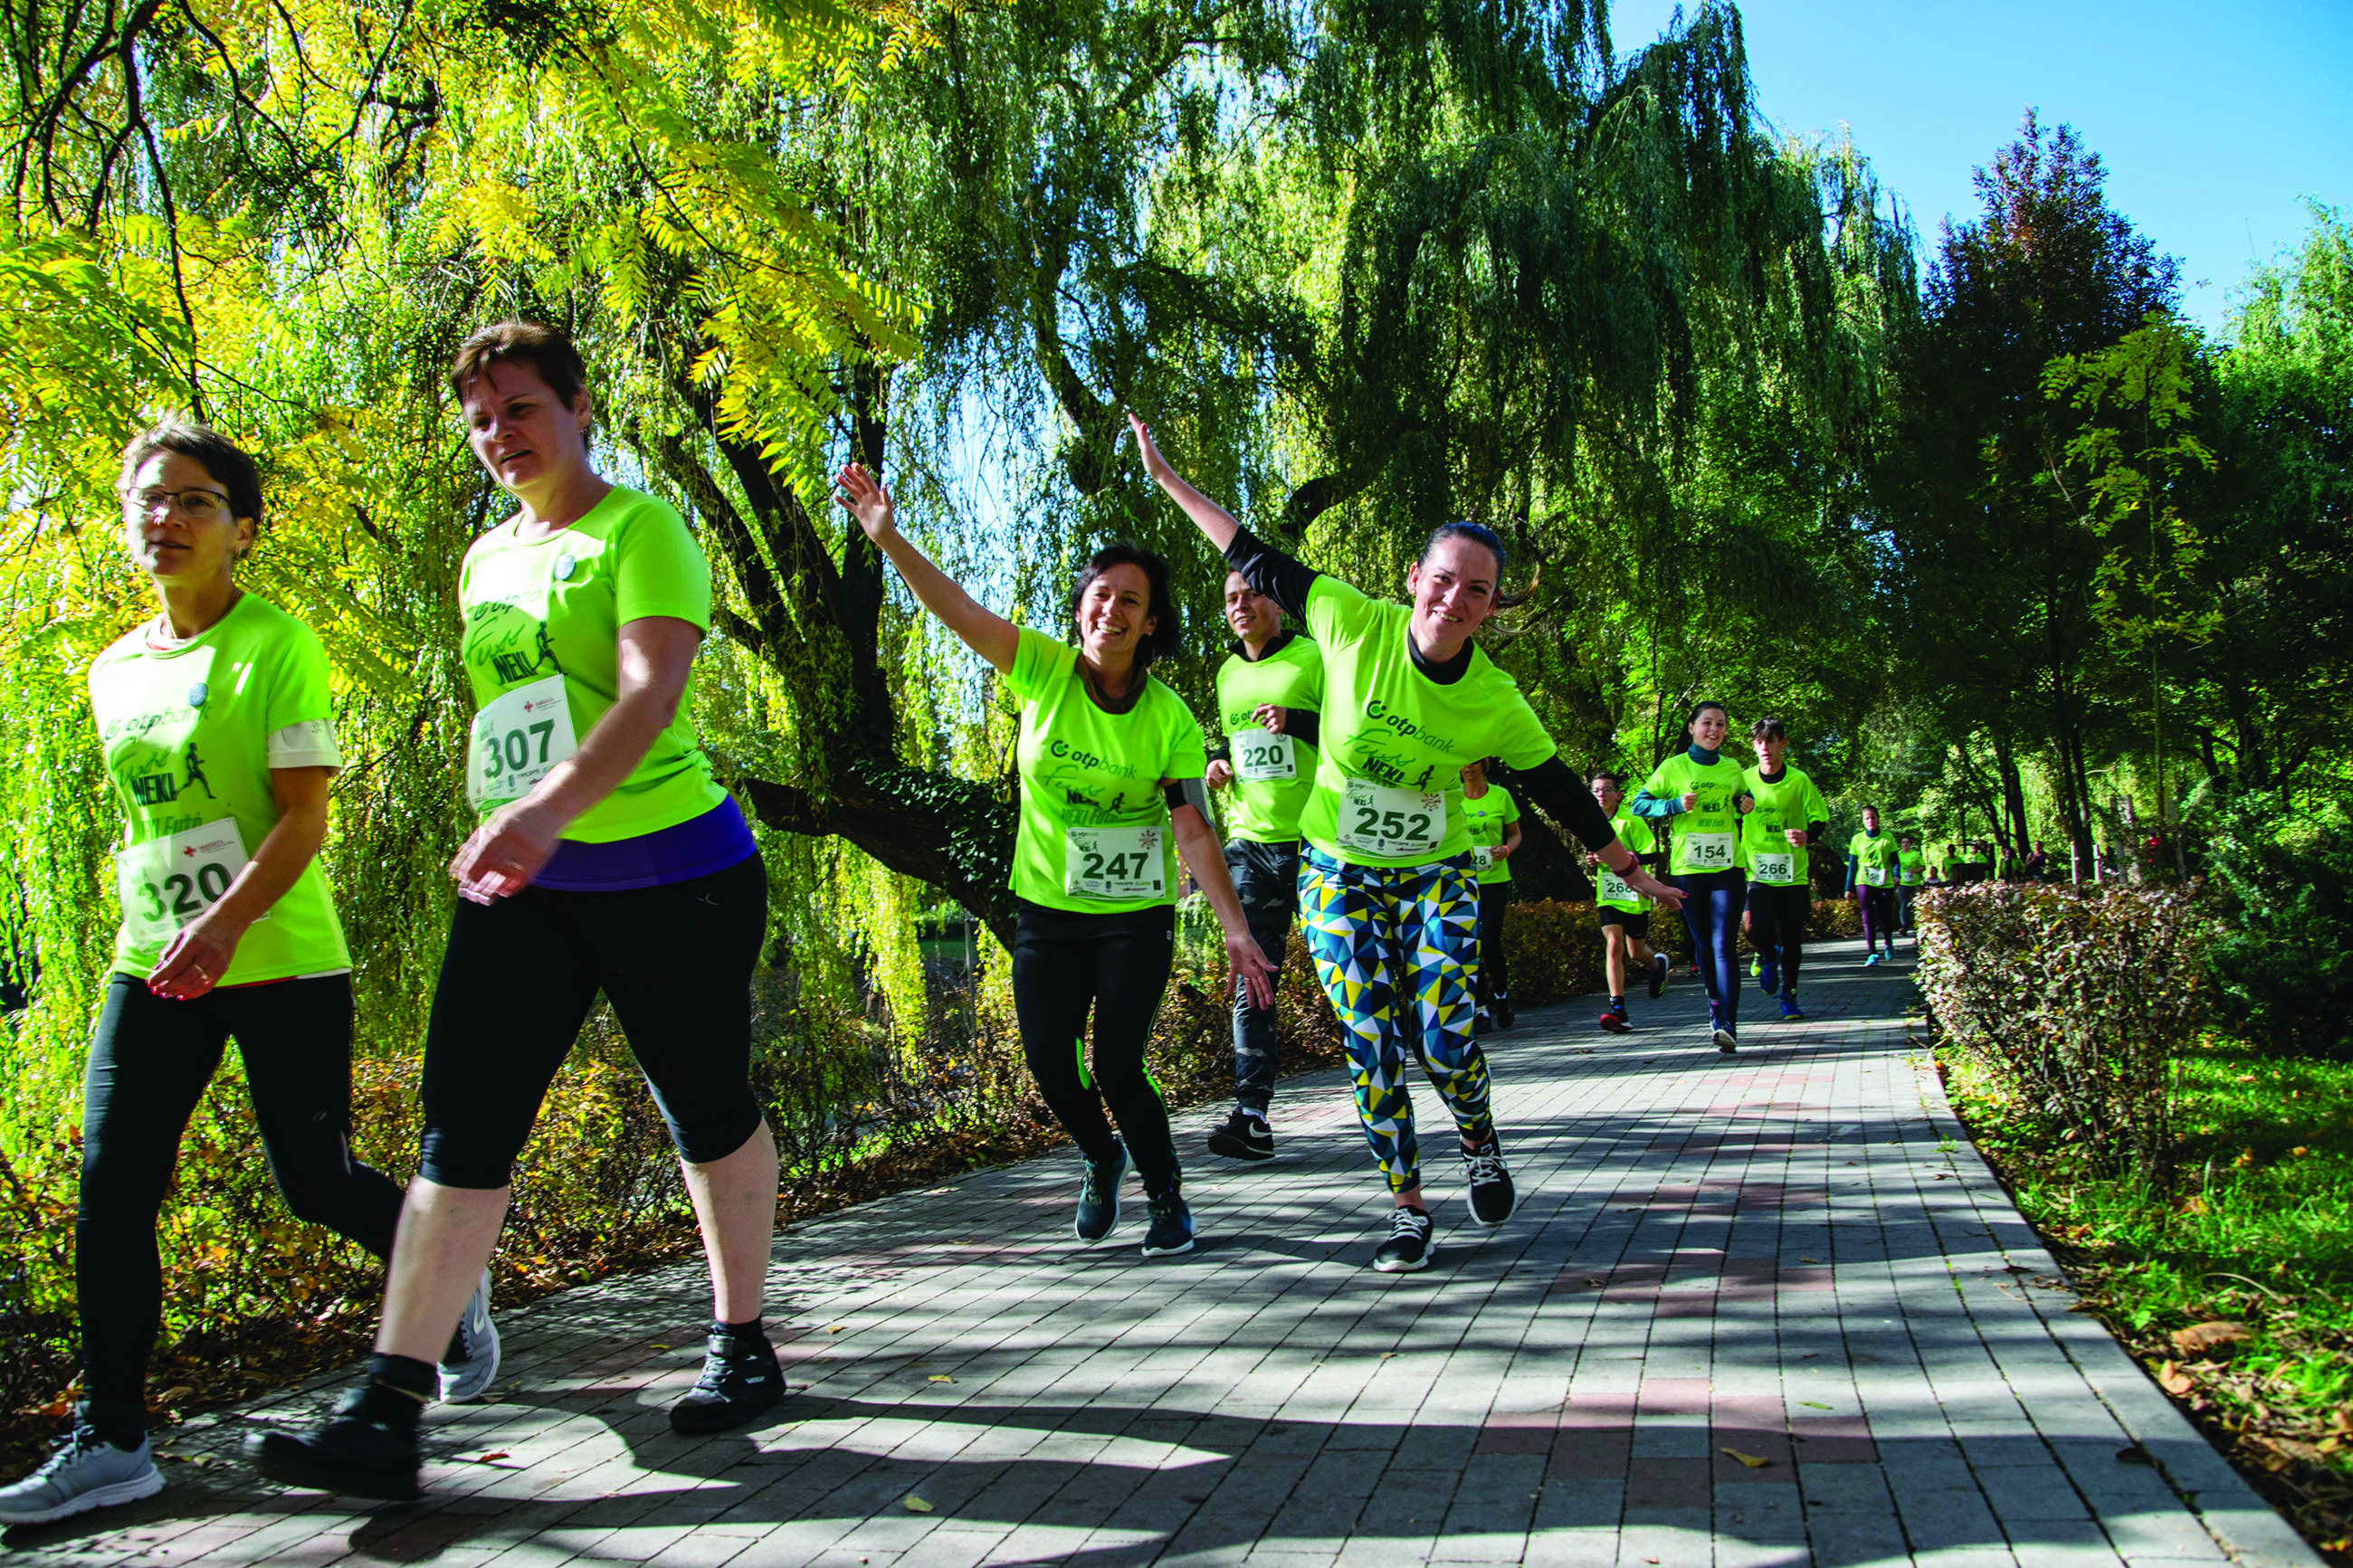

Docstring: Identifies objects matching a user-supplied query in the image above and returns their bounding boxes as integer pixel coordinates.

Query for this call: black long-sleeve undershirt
[1500,757,1619,852]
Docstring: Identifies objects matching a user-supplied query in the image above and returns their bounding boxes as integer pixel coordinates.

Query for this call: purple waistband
[531,796,759,892]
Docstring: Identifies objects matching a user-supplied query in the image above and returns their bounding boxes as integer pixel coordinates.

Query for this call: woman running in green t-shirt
[834,462,1274,1261]
[252,322,781,1502]
[1632,701,1753,1053]
[1459,758,1522,1032]
[0,425,497,1529]
[1131,415,1681,1273]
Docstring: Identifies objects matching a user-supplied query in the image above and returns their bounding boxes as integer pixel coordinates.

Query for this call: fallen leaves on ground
[1721,1448,1771,1468]
[2172,1321,2253,1357]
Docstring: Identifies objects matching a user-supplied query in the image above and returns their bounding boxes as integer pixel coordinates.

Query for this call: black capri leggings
[1012,899,1180,1198]
[1743,881,1811,993]
[1473,882,1513,1011]
[417,852,769,1190]
[78,973,402,1407]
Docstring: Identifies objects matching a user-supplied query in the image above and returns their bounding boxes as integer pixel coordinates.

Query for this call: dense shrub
[1810,897,1862,939]
[1500,898,1606,1007]
[1918,883,2215,1177]
[2200,800,2353,1060]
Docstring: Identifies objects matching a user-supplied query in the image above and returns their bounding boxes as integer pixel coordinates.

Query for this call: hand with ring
[450,798,566,905]
[150,913,244,1000]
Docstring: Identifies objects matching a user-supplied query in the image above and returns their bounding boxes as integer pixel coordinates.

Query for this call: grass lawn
[1942,1033,2353,1561]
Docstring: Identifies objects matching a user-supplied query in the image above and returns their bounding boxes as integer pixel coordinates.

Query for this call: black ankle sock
[713,1316,767,1344]
[357,1353,434,1432]
[79,1398,146,1451]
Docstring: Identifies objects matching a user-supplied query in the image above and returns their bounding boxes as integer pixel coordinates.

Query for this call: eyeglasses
[124,487,230,520]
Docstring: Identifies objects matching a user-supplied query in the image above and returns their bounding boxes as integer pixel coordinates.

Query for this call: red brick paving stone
[1624,1456,1712,1509]
[1547,1432,1633,1479]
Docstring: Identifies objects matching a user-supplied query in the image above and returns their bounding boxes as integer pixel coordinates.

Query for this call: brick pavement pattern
[3,938,2321,1567]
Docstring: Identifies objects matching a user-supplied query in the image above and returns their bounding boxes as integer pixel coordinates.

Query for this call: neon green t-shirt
[1597,805,1653,912]
[89,594,350,984]
[1641,752,1748,877]
[1850,830,1901,889]
[1461,784,1520,886]
[1899,848,1927,886]
[1739,764,1830,889]
[459,486,727,842]
[1006,628,1206,913]
[1300,576,1555,869]
[1214,633,1323,844]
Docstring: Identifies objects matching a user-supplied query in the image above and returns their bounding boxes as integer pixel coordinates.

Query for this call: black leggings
[1012,900,1179,1197]
[418,853,768,1189]
[1675,869,1748,1026]
[1744,882,1811,993]
[78,974,402,1407]
[1473,882,1513,1011]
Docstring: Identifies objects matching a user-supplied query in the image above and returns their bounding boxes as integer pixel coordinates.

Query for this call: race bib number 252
[1338,779,1445,860]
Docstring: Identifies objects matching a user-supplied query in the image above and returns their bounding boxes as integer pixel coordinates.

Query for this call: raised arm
[1129,413,1240,552]
[835,464,1018,673]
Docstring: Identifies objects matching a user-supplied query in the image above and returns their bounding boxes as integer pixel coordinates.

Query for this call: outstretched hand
[1126,412,1173,482]
[834,463,896,543]
[1226,929,1278,1012]
[1628,868,1685,914]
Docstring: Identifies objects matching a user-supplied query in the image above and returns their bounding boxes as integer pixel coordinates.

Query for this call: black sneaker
[1075,1138,1127,1242]
[1461,1135,1517,1225]
[1473,1010,1494,1036]
[244,1386,422,1500]
[1495,993,1515,1031]
[1140,1193,1195,1256]
[1205,1107,1274,1162]
[1372,1206,1435,1272]
[670,1326,786,1435]
[1649,953,1669,999]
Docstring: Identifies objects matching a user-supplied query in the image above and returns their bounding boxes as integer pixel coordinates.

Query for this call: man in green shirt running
[1896,834,1927,933]
[1844,806,1903,965]
[1203,571,1323,1162]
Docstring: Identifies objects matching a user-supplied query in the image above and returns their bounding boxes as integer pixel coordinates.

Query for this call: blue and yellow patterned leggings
[1300,849,1494,1193]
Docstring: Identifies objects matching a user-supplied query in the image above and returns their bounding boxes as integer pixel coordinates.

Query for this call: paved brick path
[3,937,2321,1567]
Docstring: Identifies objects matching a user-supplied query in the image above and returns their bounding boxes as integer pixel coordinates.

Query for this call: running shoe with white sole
[1372,1206,1435,1272]
[1140,1193,1195,1257]
[0,1427,162,1525]
[438,1269,500,1403]
[1598,1009,1631,1034]
[1462,1135,1516,1225]
[1713,1020,1739,1054]
[1074,1138,1127,1242]
[1206,1107,1274,1162]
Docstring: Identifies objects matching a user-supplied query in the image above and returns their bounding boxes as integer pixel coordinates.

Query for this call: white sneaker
[0,1428,162,1525]
[438,1269,500,1402]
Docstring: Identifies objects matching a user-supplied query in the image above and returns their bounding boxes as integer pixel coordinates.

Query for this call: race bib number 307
[469,674,578,809]
[1065,825,1167,901]
[1338,779,1446,860]
[117,819,254,946]
[1231,727,1296,782]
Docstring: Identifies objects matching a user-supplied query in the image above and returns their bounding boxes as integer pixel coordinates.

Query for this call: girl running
[1738,718,1829,1022]
[0,424,496,1528]
[1459,759,1521,1032]
[1633,703,1752,1053]
[1131,414,1681,1272]
[1591,769,1670,1034]
[834,463,1274,1259]
[252,321,780,1500]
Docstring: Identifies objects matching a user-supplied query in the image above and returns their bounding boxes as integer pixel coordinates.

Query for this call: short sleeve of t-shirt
[1498,789,1520,825]
[1007,626,1065,705]
[264,622,336,733]
[614,503,713,631]
[1304,575,1378,649]
[1159,704,1209,782]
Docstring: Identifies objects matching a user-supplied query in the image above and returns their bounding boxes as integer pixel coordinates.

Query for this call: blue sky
[1605,0,2353,335]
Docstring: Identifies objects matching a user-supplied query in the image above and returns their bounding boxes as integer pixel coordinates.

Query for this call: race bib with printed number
[1337,779,1446,860]
[468,674,579,809]
[1682,832,1735,870]
[1471,844,1494,872]
[1064,825,1167,901]
[1597,867,1637,905]
[116,819,253,946]
[1751,851,1795,884]
[1862,865,1891,887]
[1231,727,1296,783]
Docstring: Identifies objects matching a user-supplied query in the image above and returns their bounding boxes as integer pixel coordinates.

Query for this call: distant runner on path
[1738,717,1829,1023]
[1633,702,1753,1054]
[1591,768,1669,1034]
[1845,805,1903,965]
[1459,757,1521,1034]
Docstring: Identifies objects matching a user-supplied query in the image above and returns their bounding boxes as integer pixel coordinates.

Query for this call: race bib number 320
[1231,727,1296,782]
[1338,779,1446,860]
[117,819,253,945]
[469,674,578,809]
[1065,825,1167,901]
